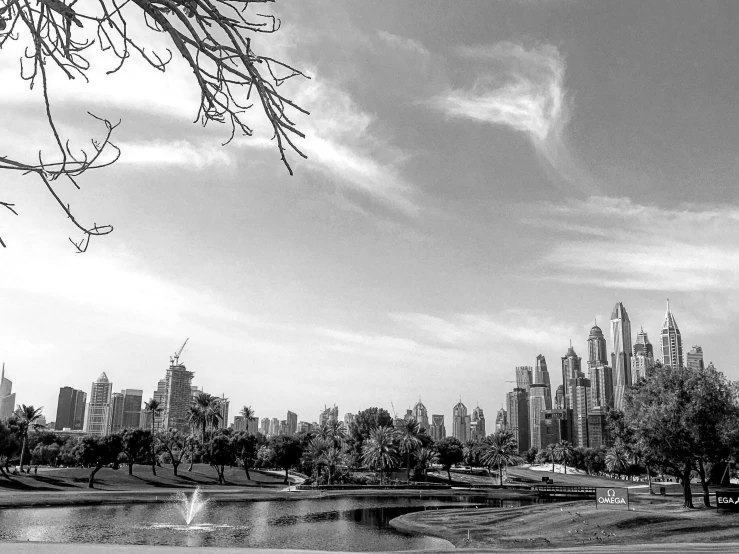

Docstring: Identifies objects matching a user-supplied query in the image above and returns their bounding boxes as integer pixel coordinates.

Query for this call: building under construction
[151,339,194,432]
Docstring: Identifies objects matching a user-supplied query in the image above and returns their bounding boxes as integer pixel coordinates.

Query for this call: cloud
[116,140,232,169]
[377,30,430,56]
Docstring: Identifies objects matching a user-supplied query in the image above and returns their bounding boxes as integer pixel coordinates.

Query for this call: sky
[2,1,739,428]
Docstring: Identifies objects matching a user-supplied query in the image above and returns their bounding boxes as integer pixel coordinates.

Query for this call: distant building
[109,392,125,433]
[412,399,429,430]
[529,384,549,450]
[554,385,565,410]
[429,414,446,441]
[588,365,614,410]
[661,300,684,369]
[506,388,529,453]
[86,372,113,436]
[687,346,704,372]
[587,407,611,449]
[515,366,532,392]
[611,302,633,411]
[568,377,591,448]
[587,323,609,371]
[452,400,470,443]
[232,416,249,432]
[540,409,568,448]
[533,355,552,409]
[260,418,270,435]
[343,413,355,427]
[298,421,312,434]
[0,366,16,421]
[319,405,338,426]
[121,389,143,429]
[270,417,280,436]
[494,407,507,432]
[287,411,298,435]
[162,359,194,432]
[470,406,485,441]
[217,397,230,430]
[632,328,655,381]
[561,344,583,406]
[55,387,87,431]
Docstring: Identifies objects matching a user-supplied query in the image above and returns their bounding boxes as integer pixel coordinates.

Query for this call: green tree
[156,429,190,476]
[481,430,522,486]
[206,430,234,484]
[414,446,438,480]
[553,440,575,475]
[269,435,303,484]
[348,407,393,458]
[14,405,45,473]
[319,446,344,485]
[435,437,464,484]
[605,442,630,478]
[231,431,259,480]
[31,442,60,467]
[72,435,124,488]
[361,426,399,485]
[394,418,423,482]
[302,437,331,482]
[119,429,152,476]
[0,419,20,478]
[144,398,163,476]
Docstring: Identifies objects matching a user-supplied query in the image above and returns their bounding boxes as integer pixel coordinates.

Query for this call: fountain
[176,487,210,525]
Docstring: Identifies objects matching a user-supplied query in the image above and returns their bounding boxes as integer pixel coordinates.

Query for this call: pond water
[0,494,546,550]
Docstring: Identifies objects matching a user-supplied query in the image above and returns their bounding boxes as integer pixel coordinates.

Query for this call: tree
[361,426,399,485]
[552,440,575,475]
[72,434,124,488]
[481,431,522,486]
[394,418,423,482]
[119,429,152,476]
[0,0,308,251]
[239,406,256,430]
[347,407,393,458]
[269,435,303,484]
[14,405,44,473]
[192,392,222,443]
[231,431,258,480]
[144,398,163,475]
[605,442,630,479]
[0,419,20,478]
[414,446,438,481]
[156,429,190,476]
[206,430,233,484]
[318,446,344,485]
[302,436,331,482]
[434,437,463,484]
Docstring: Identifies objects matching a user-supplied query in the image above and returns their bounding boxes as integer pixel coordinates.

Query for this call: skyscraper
[494,407,507,432]
[561,344,583,404]
[122,389,143,429]
[412,398,429,430]
[633,328,655,381]
[286,411,298,435]
[569,377,591,447]
[260,418,270,435]
[55,387,87,431]
[506,388,529,453]
[589,364,614,410]
[162,359,194,432]
[533,354,552,409]
[319,405,338,426]
[587,323,609,371]
[661,300,683,369]
[452,400,470,443]
[110,392,125,433]
[529,384,549,450]
[471,406,485,440]
[610,302,633,411]
[86,372,113,436]
[687,346,704,371]
[0,365,16,421]
[429,414,446,441]
[515,366,532,392]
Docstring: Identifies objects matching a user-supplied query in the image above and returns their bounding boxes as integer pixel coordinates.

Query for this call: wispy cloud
[377,30,430,56]
[116,140,232,169]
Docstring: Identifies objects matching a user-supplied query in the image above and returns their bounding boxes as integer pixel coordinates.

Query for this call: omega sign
[595,487,629,510]
[716,491,739,511]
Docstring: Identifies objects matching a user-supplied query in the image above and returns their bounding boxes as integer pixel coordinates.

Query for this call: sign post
[716,491,739,512]
[595,487,629,510]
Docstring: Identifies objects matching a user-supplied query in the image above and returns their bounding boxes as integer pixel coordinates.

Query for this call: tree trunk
[406,450,411,483]
[151,424,157,476]
[499,462,503,487]
[698,459,711,508]
[244,462,251,480]
[682,462,694,509]
[128,460,133,476]
[647,463,654,494]
[446,467,451,484]
[284,467,289,485]
[88,464,102,488]
[19,436,27,473]
[172,460,179,477]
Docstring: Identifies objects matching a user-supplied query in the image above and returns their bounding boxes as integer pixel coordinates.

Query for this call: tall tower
[0,365,16,421]
[661,300,684,369]
[610,302,633,411]
[471,406,486,441]
[515,366,533,392]
[529,384,549,450]
[86,372,113,436]
[686,346,704,371]
[162,349,194,432]
[633,328,655,381]
[452,400,469,442]
[412,398,430,430]
[506,388,529,453]
[534,354,552,409]
[561,343,583,404]
[587,323,609,370]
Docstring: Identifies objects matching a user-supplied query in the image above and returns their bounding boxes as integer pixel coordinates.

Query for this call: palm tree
[192,392,221,441]
[394,418,423,482]
[545,443,557,473]
[240,405,256,429]
[361,426,399,485]
[15,405,44,473]
[605,442,630,479]
[552,440,575,475]
[480,430,521,486]
[144,398,163,475]
[319,447,345,485]
[316,423,333,441]
[415,447,439,480]
[327,420,348,448]
[303,437,331,482]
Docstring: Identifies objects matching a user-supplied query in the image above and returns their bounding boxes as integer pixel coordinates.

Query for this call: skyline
[1,2,736,430]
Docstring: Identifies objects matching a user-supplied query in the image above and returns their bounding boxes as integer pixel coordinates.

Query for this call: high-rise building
[515,366,533,392]
[260,418,270,435]
[587,323,609,371]
[540,409,568,448]
[0,366,16,421]
[661,300,683,369]
[632,328,655,381]
[687,346,704,372]
[471,406,485,440]
[55,387,87,431]
[109,392,125,433]
[494,407,507,432]
[121,389,143,429]
[319,405,338,426]
[452,400,470,443]
[533,355,552,409]
[610,302,633,411]
[429,414,446,440]
[506,388,529,453]
[587,407,611,449]
[528,384,549,450]
[269,417,280,436]
[86,372,113,436]
[286,411,298,435]
[298,421,311,434]
[161,359,194,432]
[412,398,429,430]
[561,344,583,405]
[569,377,591,448]
[554,385,565,410]
[588,364,614,410]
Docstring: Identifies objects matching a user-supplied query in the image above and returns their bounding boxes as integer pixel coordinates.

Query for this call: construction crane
[171,338,189,366]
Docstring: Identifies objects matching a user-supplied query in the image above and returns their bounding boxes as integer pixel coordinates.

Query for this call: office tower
[298,421,311,434]
[587,407,611,449]
[233,416,248,432]
[279,420,287,435]
[495,407,507,432]
[554,385,565,410]
[287,411,298,435]
[632,328,655,381]
[429,414,446,440]
[412,398,429,430]
[533,355,552,409]
[144,379,167,431]
[110,392,125,433]
[569,377,591,448]
[270,417,280,436]
[0,365,16,421]
[452,400,470,443]
[343,413,355,427]
[162,361,194,432]
[561,344,583,405]
[403,409,414,422]
[319,405,338,426]
[471,406,485,440]
[506,388,529,453]
[260,418,270,435]
[515,366,533,392]
[55,387,87,431]
[86,372,113,436]
[121,389,143,429]
[529,384,549,450]
[540,409,568,447]
[610,302,633,411]
[589,364,614,410]
[661,300,684,369]
[587,323,609,370]
[687,346,704,372]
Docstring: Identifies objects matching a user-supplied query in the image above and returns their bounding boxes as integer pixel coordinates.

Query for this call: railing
[532,485,596,496]
[293,483,452,491]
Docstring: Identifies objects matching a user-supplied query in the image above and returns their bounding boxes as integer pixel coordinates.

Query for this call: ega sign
[595,487,629,510]
[716,491,739,511]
